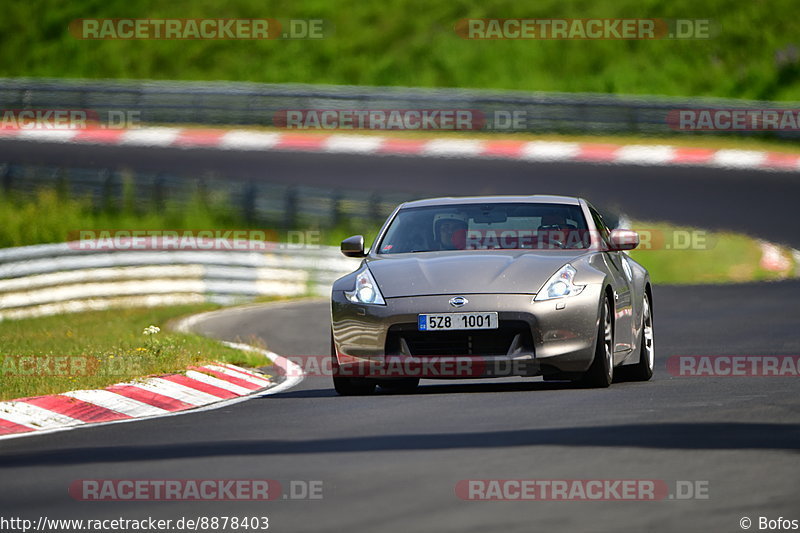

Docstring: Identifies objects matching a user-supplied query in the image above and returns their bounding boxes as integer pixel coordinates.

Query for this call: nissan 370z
[330,195,654,395]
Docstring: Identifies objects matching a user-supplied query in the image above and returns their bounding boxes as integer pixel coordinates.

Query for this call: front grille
[386,321,533,356]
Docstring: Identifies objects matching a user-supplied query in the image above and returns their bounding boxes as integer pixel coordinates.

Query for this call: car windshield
[377,203,590,254]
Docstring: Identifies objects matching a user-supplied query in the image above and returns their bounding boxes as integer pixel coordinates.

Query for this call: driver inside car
[539,213,573,230]
[538,213,580,248]
[433,213,468,250]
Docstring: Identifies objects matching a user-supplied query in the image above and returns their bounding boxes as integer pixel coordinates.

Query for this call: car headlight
[345,267,386,305]
[534,264,585,301]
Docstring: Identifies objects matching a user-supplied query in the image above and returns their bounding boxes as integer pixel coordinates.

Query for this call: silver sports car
[330,195,654,395]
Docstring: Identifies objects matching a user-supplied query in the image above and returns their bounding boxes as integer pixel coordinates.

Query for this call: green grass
[1,0,799,100]
[0,184,380,249]
[0,181,243,248]
[628,221,794,284]
[0,304,274,401]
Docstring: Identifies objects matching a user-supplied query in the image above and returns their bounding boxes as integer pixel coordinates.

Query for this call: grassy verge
[0,185,240,249]
[0,186,379,249]
[628,221,796,284]
[2,0,798,100]
[0,304,275,401]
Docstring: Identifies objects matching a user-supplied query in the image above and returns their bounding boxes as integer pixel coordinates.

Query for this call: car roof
[400,195,584,209]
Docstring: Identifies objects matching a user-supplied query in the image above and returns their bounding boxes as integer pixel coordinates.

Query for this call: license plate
[418,312,498,331]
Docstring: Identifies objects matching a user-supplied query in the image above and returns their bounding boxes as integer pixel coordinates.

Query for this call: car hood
[366,250,589,297]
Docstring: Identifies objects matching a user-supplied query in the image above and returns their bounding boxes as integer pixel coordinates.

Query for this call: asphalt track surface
[0,140,799,532]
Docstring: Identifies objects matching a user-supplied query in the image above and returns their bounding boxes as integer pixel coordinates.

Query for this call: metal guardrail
[0,162,413,230]
[1,78,797,138]
[0,240,360,321]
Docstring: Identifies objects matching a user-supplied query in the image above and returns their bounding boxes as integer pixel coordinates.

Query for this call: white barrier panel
[0,240,360,320]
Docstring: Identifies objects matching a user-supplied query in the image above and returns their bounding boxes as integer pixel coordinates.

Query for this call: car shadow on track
[268,378,642,399]
[2,422,798,467]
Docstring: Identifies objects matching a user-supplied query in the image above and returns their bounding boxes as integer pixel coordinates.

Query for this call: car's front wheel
[626,292,654,381]
[331,333,376,396]
[578,293,614,388]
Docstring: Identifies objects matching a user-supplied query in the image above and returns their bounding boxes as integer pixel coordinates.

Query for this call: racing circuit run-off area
[0,2,799,533]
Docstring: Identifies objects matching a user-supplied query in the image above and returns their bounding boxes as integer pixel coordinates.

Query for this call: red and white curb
[1,126,799,172]
[0,350,303,441]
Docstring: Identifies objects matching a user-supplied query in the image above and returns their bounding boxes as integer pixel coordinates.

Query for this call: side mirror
[608,229,640,251]
[341,235,366,257]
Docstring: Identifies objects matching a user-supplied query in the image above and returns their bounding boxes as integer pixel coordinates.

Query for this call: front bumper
[331,284,602,378]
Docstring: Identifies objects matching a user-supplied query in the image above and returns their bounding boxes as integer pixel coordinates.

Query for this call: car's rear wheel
[331,333,376,396]
[627,292,654,381]
[578,293,614,388]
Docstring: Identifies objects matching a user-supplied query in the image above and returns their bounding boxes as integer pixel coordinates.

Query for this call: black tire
[578,293,614,388]
[627,292,654,381]
[331,333,376,396]
[378,378,420,393]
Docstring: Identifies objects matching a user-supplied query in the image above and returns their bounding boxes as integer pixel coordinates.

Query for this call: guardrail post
[242,181,257,224]
[194,177,209,212]
[283,187,297,230]
[0,164,10,195]
[122,172,137,214]
[152,174,166,211]
[100,169,117,212]
[330,190,343,228]
[368,192,382,223]
[53,168,68,200]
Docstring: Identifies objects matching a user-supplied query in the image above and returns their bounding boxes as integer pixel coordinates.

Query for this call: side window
[589,207,611,247]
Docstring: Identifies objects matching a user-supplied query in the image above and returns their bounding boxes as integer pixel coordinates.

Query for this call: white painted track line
[0,402,84,429]
[185,370,254,395]
[205,364,273,386]
[119,378,219,406]
[120,127,181,147]
[62,390,170,417]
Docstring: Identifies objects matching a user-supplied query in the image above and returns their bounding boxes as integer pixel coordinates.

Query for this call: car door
[590,208,635,358]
